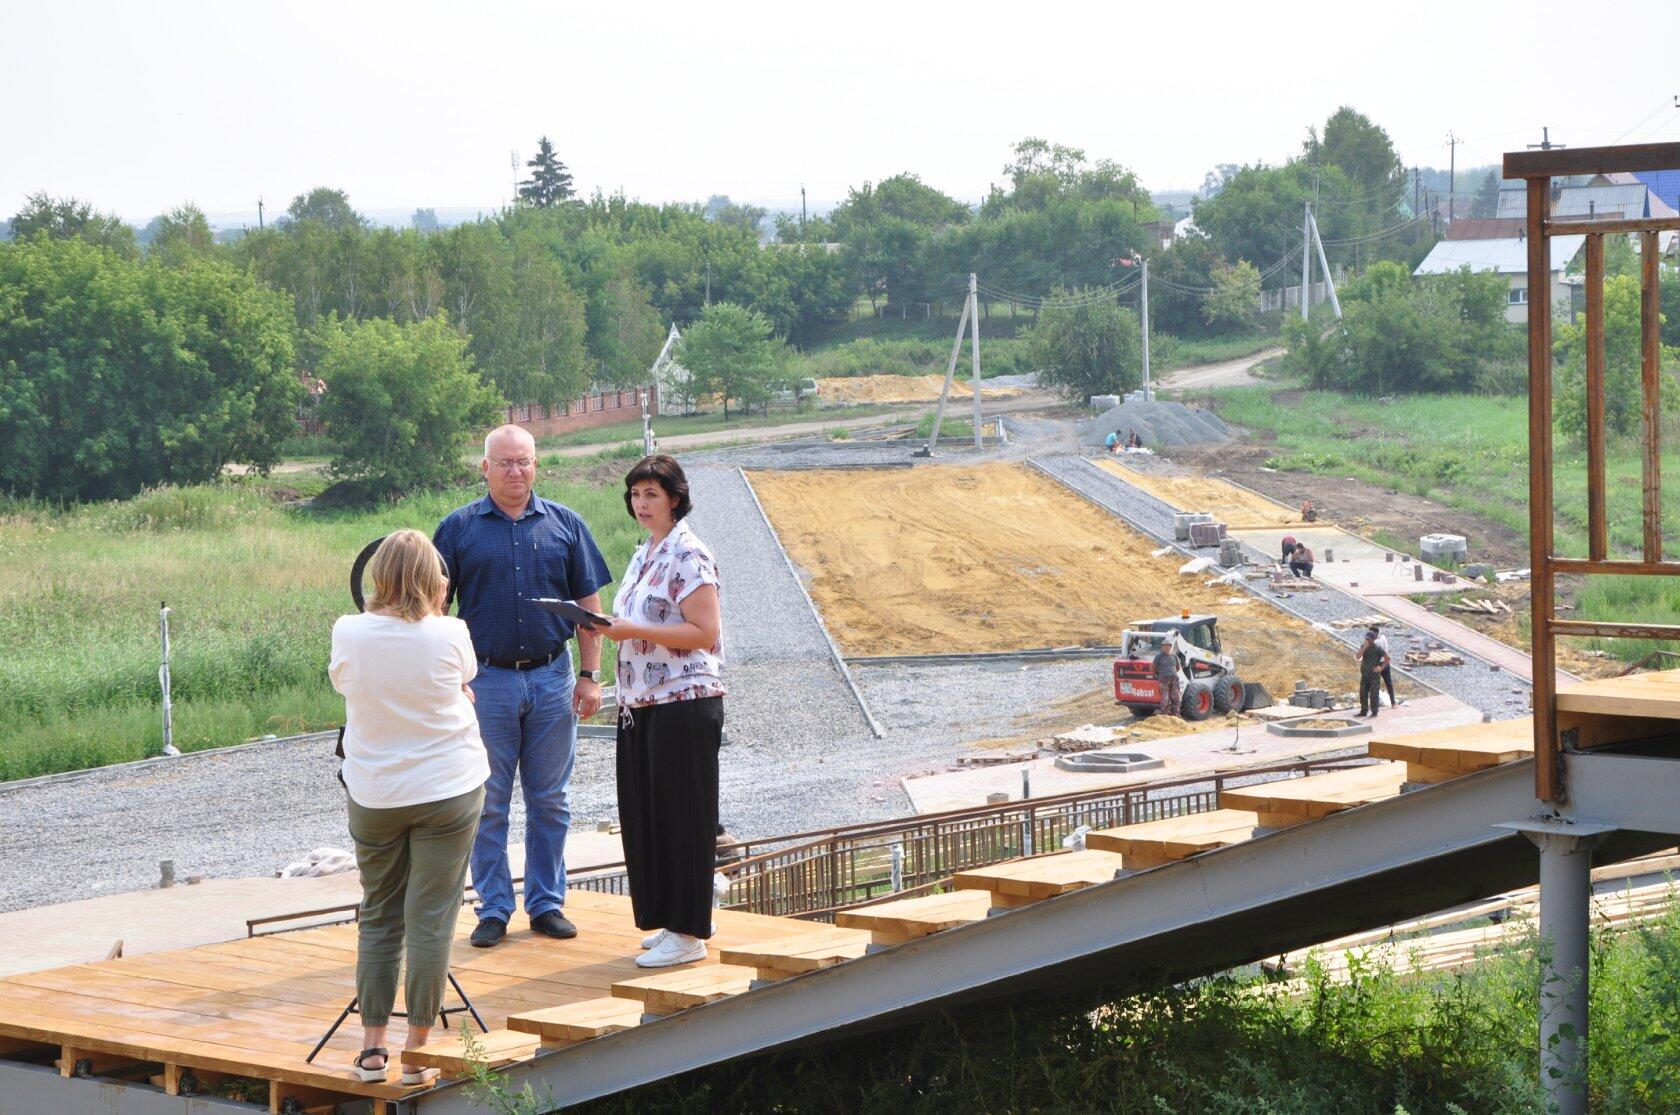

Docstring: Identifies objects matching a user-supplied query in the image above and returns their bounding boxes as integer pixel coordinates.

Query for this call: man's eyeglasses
[490,457,536,471]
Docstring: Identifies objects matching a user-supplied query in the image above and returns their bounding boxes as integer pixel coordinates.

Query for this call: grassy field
[1208,387,1680,659]
[573,895,1680,1113]
[0,464,640,782]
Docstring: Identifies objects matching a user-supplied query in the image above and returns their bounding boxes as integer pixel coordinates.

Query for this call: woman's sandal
[352,1047,389,1082]
[400,1064,439,1087]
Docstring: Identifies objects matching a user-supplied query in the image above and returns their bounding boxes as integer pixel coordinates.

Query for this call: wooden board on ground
[951,850,1127,907]
[1218,763,1406,827]
[401,1029,538,1078]
[611,965,757,1016]
[507,997,645,1048]
[834,890,994,946]
[717,930,873,981]
[1086,808,1260,869]
[0,890,816,1103]
[1368,717,1534,782]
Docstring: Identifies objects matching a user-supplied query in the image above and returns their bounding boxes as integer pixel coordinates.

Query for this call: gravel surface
[1029,453,1533,719]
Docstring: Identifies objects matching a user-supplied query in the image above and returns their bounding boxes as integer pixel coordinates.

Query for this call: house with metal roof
[1495,180,1677,221]
[1413,234,1584,323]
[1634,168,1680,214]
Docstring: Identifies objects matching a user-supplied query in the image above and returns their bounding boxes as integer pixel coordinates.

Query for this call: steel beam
[1560,751,1680,834]
[0,1059,304,1115]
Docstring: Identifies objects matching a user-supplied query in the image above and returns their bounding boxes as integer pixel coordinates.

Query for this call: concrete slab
[0,833,624,977]
[904,695,1485,814]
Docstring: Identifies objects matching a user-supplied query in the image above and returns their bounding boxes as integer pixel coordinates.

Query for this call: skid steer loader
[1111,613,1262,721]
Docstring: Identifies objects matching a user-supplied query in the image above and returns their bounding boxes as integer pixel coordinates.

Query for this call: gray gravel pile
[1080,399,1233,449]
[1029,454,1532,720]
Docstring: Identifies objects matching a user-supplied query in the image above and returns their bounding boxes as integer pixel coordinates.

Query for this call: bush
[1026,291,1142,402]
[315,314,504,493]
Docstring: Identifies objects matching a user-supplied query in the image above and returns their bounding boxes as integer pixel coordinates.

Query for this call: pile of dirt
[818,374,1024,406]
[1080,399,1233,449]
[749,462,1365,700]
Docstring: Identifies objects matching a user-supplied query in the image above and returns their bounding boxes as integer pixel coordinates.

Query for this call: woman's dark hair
[623,455,693,522]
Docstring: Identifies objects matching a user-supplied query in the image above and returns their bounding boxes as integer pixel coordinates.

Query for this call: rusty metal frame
[1506,141,1680,802]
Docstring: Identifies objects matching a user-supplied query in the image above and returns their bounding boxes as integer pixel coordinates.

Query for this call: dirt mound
[1081,399,1232,449]
[749,462,1364,700]
[818,374,1024,405]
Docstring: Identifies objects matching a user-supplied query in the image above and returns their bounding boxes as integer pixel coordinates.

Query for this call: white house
[1412,235,1584,324]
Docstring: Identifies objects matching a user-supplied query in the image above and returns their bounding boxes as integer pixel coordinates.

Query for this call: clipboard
[532,597,612,630]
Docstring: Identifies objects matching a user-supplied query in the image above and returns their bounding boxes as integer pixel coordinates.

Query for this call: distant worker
[1289,542,1315,579]
[1153,639,1181,717]
[1105,430,1120,454]
[1357,629,1390,718]
[1129,429,1143,449]
[1372,626,1399,708]
[1280,535,1298,566]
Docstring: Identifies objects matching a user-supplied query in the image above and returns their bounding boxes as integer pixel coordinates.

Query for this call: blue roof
[1634,170,1680,214]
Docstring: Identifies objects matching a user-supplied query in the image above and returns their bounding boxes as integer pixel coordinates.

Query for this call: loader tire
[1213,675,1244,715]
[1180,679,1215,721]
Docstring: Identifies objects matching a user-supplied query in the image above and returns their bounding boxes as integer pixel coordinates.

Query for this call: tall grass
[0,474,643,781]
[577,892,1680,1113]
[1208,387,1680,660]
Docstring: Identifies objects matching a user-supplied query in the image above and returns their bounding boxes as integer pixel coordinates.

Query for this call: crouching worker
[330,530,489,1085]
[1154,639,1181,717]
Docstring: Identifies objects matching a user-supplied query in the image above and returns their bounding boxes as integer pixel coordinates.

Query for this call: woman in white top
[329,529,489,1084]
[602,455,726,970]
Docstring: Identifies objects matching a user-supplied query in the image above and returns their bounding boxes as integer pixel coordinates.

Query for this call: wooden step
[834,889,993,946]
[718,930,872,981]
[611,964,757,1016]
[951,849,1127,907]
[1368,717,1534,783]
[506,997,645,1048]
[400,1029,539,1078]
[1218,762,1405,827]
[1086,808,1260,869]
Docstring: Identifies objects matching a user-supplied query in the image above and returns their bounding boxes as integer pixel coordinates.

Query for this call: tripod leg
[448,971,490,1033]
[307,998,358,1064]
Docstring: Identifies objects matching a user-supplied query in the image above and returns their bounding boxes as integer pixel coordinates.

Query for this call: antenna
[1528,127,1565,152]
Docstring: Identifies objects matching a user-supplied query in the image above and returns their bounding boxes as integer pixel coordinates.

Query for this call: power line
[1612,95,1679,146]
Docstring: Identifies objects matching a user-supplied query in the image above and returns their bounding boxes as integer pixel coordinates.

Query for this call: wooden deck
[1558,668,1680,719]
[1086,808,1261,869]
[0,890,815,1107]
[1368,717,1535,783]
[1218,762,1408,827]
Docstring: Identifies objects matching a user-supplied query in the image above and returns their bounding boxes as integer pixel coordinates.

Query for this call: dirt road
[1158,346,1284,392]
[749,461,1366,700]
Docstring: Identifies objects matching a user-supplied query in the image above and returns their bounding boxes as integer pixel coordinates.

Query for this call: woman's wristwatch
[578,669,600,682]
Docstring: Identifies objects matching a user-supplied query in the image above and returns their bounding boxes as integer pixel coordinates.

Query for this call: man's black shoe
[470,918,507,948]
[530,911,577,940]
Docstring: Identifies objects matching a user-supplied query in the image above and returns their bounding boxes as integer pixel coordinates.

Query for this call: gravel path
[1028,454,1533,719]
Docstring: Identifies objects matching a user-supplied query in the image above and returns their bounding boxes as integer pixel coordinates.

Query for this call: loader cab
[1141,615,1222,655]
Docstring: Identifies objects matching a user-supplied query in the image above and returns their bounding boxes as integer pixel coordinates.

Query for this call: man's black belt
[479,650,565,671]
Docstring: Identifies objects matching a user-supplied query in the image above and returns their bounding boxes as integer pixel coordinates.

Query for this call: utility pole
[800,185,807,235]
[1139,257,1151,401]
[1413,168,1421,219]
[1301,200,1313,320]
[1308,210,1342,319]
[1529,127,1563,151]
[924,276,975,456]
[1446,132,1460,223]
[256,197,264,230]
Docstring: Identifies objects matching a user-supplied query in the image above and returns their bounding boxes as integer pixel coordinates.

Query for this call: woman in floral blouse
[603,455,726,969]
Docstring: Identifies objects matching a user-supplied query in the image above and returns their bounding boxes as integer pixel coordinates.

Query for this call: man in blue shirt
[434,425,611,947]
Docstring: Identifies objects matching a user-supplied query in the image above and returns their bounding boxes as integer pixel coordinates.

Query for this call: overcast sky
[4,0,1672,222]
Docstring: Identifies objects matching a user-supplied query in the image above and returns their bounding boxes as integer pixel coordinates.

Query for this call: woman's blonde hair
[367,529,448,622]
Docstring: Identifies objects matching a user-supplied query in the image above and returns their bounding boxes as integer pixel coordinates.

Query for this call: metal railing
[1504,140,1680,802]
[247,754,1367,936]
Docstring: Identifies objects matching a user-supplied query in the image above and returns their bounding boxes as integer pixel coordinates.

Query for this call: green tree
[1305,107,1405,196]
[519,137,575,207]
[1203,260,1261,333]
[706,196,768,234]
[1026,291,1142,402]
[830,174,969,309]
[315,315,504,492]
[0,237,298,501]
[9,192,137,257]
[145,204,216,266]
[677,301,785,418]
[285,187,363,232]
[1470,170,1501,219]
[412,208,440,233]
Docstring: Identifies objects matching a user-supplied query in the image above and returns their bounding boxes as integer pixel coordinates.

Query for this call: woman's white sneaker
[640,928,669,950]
[635,932,706,968]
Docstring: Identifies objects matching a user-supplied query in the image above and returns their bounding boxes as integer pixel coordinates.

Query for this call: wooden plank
[1556,669,1680,719]
[400,1029,538,1078]
[1503,141,1680,179]
[1086,809,1260,866]
[716,931,872,980]
[1586,234,1607,560]
[270,1079,365,1114]
[1367,718,1534,773]
[952,850,1126,901]
[834,890,994,945]
[610,965,756,1016]
[1549,557,1680,577]
[507,997,645,1047]
[1545,215,1680,236]
[1218,763,1405,821]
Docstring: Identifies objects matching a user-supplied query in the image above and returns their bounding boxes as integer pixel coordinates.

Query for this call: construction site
[4,141,1680,1115]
